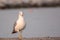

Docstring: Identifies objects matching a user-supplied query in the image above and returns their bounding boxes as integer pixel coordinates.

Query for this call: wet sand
[0,37,60,40]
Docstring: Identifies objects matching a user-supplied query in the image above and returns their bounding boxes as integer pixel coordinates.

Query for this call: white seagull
[12,11,25,40]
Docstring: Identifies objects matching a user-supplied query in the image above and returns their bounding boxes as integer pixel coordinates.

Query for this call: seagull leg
[18,31,22,40]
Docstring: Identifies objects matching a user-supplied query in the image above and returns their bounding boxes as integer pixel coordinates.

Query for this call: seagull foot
[18,35,22,40]
[18,38,22,40]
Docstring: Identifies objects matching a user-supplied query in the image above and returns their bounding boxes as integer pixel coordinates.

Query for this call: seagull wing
[12,21,17,34]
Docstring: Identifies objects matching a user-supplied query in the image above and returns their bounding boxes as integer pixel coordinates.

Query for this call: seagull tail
[12,30,17,34]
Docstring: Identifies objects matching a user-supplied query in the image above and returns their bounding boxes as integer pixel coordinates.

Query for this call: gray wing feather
[12,22,17,34]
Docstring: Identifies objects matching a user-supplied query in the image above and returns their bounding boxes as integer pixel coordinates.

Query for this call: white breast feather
[15,16,25,32]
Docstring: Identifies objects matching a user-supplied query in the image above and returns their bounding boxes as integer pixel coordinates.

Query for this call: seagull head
[19,11,24,16]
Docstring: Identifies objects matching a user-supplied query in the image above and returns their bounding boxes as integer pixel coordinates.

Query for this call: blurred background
[0,0,60,38]
[0,0,60,9]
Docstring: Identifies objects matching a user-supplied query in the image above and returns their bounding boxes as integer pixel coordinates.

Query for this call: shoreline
[0,3,60,9]
[0,37,60,40]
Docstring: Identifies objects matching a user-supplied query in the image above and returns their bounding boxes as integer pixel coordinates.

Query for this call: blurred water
[0,8,60,38]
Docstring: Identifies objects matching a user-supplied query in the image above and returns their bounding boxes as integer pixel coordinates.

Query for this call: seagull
[12,11,25,40]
